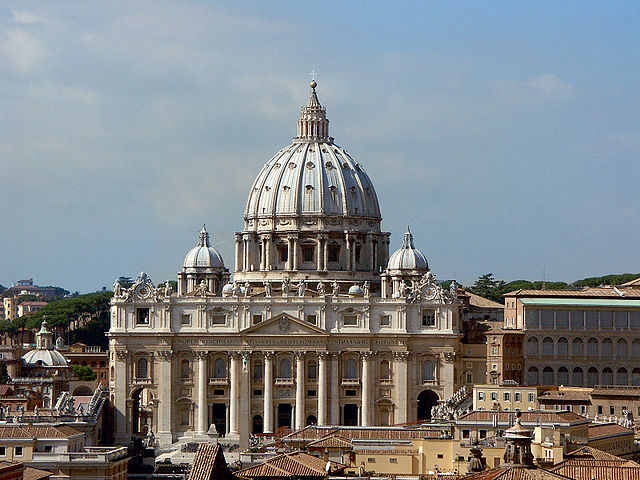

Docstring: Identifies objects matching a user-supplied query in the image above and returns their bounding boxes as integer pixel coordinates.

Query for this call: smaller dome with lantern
[387,227,429,272]
[22,320,69,367]
[183,225,225,271]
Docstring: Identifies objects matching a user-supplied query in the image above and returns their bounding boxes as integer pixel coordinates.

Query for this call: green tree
[72,365,97,381]
[117,277,134,288]
[469,273,505,303]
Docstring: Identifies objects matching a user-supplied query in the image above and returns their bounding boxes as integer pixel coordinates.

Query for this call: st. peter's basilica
[108,81,463,448]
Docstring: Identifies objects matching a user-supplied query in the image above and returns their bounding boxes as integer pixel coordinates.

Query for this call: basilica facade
[108,81,463,448]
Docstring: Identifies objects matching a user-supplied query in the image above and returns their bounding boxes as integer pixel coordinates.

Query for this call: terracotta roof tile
[307,434,353,449]
[551,465,640,480]
[188,443,232,480]
[588,423,633,440]
[457,410,586,425]
[23,467,52,480]
[566,445,635,462]
[463,466,573,479]
[236,451,344,479]
[0,425,82,439]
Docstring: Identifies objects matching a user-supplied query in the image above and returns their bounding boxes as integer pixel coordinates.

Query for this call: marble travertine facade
[108,81,463,448]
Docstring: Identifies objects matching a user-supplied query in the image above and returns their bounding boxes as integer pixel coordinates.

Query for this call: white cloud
[11,10,50,25]
[0,28,46,73]
[494,73,575,105]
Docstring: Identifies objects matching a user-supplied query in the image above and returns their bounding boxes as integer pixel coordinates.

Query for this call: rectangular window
[615,311,628,329]
[540,310,554,328]
[380,315,391,327]
[491,392,497,401]
[213,389,224,396]
[328,245,340,263]
[181,314,192,325]
[253,389,262,396]
[136,308,150,325]
[437,454,444,459]
[504,392,510,401]
[479,430,487,439]
[528,393,535,402]
[462,429,470,439]
[515,392,521,402]
[601,310,613,329]
[211,314,226,325]
[610,406,615,415]
[466,372,473,383]
[355,245,362,264]
[278,245,288,262]
[306,314,317,325]
[389,458,398,463]
[492,346,499,355]
[505,364,509,370]
[525,309,540,329]
[478,392,485,400]
[343,315,358,326]
[598,405,603,415]
[302,245,315,262]
[345,389,357,397]
[0,446,5,455]
[368,458,376,463]
[556,310,569,328]
[422,310,435,326]
[253,314,263,325]
[254,363,263,380]
[14,446,22,456]
[580,405,587,414]
[44,445,52,453]
[585,310,599,329]
[570,310,584,329]
[307,389,317,397]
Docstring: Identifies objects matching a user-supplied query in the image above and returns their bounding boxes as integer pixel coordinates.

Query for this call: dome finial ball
[310,79,317,89]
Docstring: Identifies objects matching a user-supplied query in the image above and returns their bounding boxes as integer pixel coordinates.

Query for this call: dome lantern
[295,80,332,143]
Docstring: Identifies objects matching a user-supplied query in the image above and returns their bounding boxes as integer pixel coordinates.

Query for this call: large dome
[244,81,381,233]
[183,226,224,271]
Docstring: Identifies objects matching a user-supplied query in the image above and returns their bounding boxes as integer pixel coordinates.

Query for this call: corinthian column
[361,352,373,426]
[330,353,339,424]
[263,352,274,433]
[393,352,408,424]
[195,351,208,434]
[156,351,173,445]
[295,352,305,430]
[229,353,241,436]
[318,352,328,426]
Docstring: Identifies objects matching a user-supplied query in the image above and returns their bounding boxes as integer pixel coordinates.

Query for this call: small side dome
[387,227,429,271]
[183,225,225,270]
[222,283,234,297]
[22,349,69,367]
[348,284,363,296]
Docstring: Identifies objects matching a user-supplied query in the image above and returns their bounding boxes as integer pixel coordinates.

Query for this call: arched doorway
[212,403,226,437]
[306,415,317,426]
[252,415,263,434]
[131,388,154,436]
[343,404,358,426]
[417,389,439,421]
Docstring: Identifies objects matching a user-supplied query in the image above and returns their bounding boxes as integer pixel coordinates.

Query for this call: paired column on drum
[263,352,274,433]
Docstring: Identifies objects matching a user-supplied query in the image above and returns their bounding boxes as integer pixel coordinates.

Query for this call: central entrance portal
[277,403,292,429]
[343,404,358,426]
[212,403,226,437]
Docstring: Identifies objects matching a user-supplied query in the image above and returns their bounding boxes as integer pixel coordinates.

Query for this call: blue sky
[0,1,638,292]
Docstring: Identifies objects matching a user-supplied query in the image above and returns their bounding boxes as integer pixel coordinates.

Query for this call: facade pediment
[242,313,328,336]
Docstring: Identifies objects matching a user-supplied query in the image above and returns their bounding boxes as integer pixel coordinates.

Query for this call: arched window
[602,338,613,356]
[213,358,226,378]
[617,368,628,385]
[110,365,115,380]
[557,337,568,356]
[279,357,292,378]
[527,367,539,385]
[345,358,358,379]
[181,359,190,378]
[307,361,317,380]
[572,367,583,386]
[253,361,263,381]
[633,339,640,357]
[380,360,391,380]
[587,338,598,356]
[137,358,148,379]
[542,337,554,355]
[617,339,628,358]
[602,367,613,385]
[587,367,598,386]
[252,415,263,434]
[542,366,554,384]
[423,360,435,381]
[557,367,569,385]
[572,338,583,356]
[632,368,640,386]
[306,415,317,426]
[527,337,538,355]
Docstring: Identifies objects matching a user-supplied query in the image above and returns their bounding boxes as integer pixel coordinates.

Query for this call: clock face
[425,287,438,300]
[134,284,151,300]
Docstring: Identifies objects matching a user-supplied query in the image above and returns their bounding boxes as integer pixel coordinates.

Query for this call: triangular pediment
[242,313,328,335]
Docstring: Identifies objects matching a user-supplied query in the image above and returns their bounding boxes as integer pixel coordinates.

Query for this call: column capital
[194,350,209,359]
[294,351,306,360]
[115,350,128,360]
[392,351,409,362]
[317,351,330,360]
[156,350,173,362]
[230,351,243,360]
[360,351,375,360]
[441,351,456,363]
[263,351,275,360]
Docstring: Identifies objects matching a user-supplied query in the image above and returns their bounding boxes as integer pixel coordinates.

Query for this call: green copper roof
[521,298,640,307]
